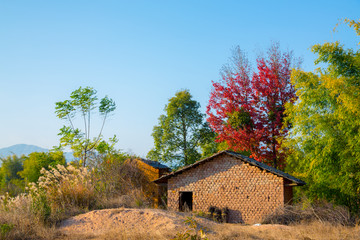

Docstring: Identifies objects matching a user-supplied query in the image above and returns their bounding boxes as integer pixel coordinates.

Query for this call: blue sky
[0,1,359,157]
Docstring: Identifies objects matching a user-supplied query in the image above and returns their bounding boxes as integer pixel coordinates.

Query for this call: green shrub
[172,217,208,240]
[195,210,207,218]
[30,189,51,222]
[0,223,13,240]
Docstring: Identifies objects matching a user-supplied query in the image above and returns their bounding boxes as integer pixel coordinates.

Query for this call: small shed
[154,151,305,223]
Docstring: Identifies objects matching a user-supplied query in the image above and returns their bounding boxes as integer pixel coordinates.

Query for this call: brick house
[128,158,171,207]
[154,151,305,223]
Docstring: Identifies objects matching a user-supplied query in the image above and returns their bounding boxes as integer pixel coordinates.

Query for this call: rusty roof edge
[153,150,306,186]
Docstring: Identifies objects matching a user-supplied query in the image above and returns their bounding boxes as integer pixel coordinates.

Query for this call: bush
[172,217,208,240]
[0,164,100,239]
[28,164,98,223]
[0,223,13,240]
[96,158,154,208]
[0,193,57,239]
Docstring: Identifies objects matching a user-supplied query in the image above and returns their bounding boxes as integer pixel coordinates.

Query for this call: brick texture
[167,155,289,223]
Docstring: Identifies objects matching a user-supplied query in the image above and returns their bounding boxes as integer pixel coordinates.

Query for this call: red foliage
[206,43,297,168]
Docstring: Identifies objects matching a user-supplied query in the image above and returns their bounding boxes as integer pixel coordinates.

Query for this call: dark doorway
[179,191,193,211]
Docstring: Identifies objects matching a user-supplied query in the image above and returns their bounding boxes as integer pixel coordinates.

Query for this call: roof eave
[153,151,306,186]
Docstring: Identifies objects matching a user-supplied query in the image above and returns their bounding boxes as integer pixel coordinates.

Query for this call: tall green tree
[19,151,66,183]
[0,155,25,195]
[147,90,215,168]
[55,86,116,167]
[283,19,360,212]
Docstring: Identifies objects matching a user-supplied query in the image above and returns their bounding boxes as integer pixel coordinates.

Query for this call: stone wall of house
[167,155,285,223]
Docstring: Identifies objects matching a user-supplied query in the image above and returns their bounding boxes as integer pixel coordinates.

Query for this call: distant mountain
[63,152,75,162]
[0,144,48,157]
[0,144,74,162]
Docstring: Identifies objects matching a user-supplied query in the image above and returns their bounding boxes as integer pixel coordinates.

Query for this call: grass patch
[262,201,357,226]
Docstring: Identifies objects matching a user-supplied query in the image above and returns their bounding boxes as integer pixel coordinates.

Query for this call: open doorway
[179,191,193,211]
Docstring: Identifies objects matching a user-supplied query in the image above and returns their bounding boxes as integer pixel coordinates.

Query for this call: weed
[0,223,13,240]
[172,216,208,240]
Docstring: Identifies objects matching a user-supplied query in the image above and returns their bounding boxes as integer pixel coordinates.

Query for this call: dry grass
[0,194,59,240]
[55,219,360,240]
[210,222,360,240]
[96,159,157,209]
[262,202,356,227]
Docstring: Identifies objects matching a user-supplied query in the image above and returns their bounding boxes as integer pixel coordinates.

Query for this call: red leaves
[206,44,297,169]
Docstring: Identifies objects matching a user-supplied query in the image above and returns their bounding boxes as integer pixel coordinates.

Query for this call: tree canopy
[147,90,215,168]
[19,151,66,183]
[283,19,360,212]
[0,155,25,196]
[207,43,298,168]
[55,86,116,167]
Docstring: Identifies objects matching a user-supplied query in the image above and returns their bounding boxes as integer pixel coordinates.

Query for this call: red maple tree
[207,43,298,169]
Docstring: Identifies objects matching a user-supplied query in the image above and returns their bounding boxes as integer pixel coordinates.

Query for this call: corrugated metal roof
[153,151,306,186]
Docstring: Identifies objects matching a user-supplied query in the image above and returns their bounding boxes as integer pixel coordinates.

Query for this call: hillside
[0,144,74,162]
[0,144,48,157]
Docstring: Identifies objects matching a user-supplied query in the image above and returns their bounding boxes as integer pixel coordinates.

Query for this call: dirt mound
[59,208,215,238]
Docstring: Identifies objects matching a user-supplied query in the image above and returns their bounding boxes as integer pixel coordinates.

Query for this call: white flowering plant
[27,164,98,222]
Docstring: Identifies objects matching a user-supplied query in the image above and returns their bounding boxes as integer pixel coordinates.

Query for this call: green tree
[147,90,215,168]
[0,155,25,196]
[283,19,360,212]
[19,151,66,183]
[55,86,116,167]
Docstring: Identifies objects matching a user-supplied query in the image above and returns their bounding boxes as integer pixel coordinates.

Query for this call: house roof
[153,150,306,186]
[138,158,171,170]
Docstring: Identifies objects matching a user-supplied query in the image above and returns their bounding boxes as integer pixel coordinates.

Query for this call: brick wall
[167,155,285,223]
